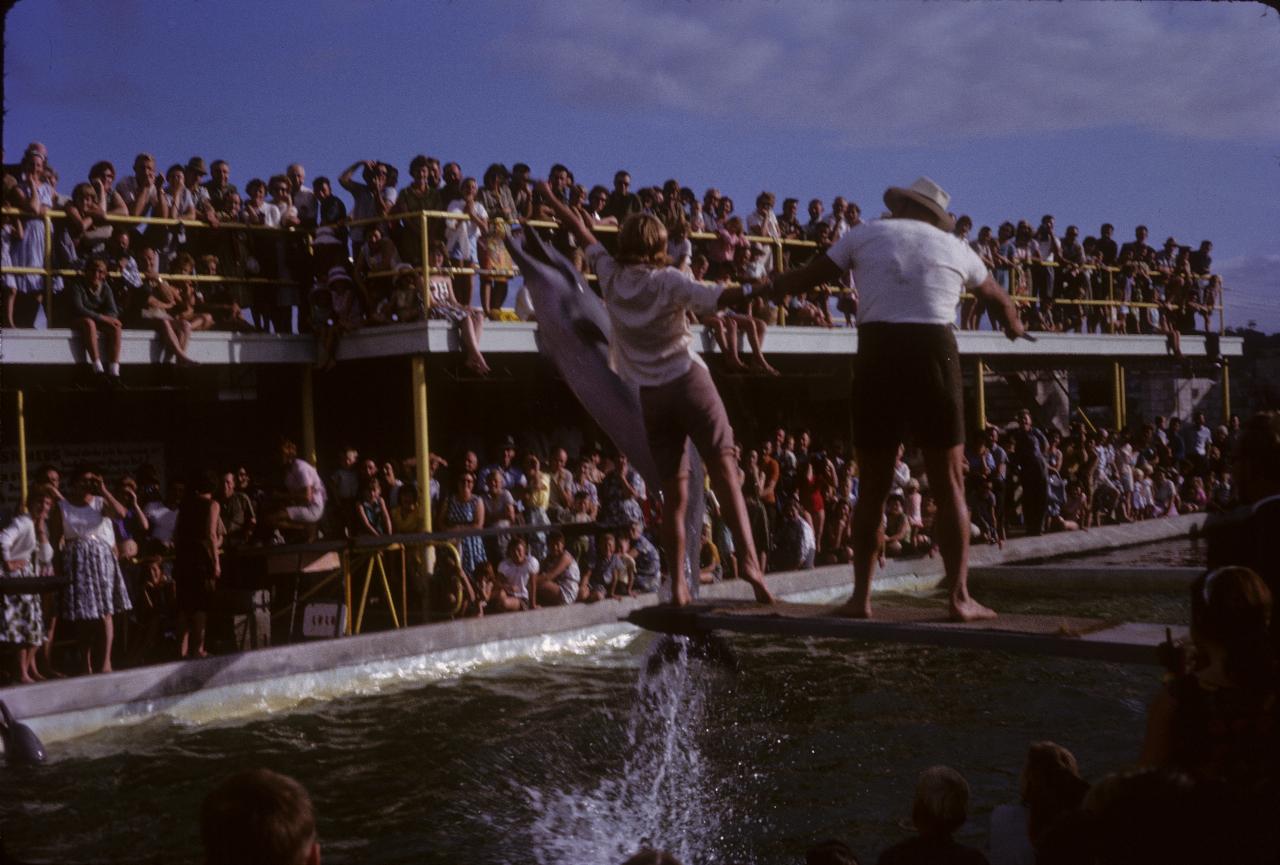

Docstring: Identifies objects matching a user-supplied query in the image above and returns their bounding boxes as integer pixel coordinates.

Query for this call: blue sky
[6,0,1279,330]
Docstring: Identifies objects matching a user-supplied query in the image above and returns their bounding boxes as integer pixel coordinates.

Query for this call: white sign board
[302,602,347,639]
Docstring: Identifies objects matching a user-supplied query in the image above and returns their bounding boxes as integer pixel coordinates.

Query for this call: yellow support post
[412,355,433,533]
[301,366,317,466]
[1119,364,1127,430]
[16,390,29,513]
[1221,359,1231,424]
[975,358,987,431]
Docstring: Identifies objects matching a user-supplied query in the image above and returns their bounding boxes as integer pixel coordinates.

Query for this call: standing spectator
[203,159,238,213]
[286,163,316,226]
[0,487,54,683]
[1031,215,1060,327]
[747,192,780,273]
[220,470,255,548]
[478,163,517,316]
[480,470,516,564]
[50,468,131,675]
[1186,411,1212,474]
[445,177,488,307]
[604,170,642,222]
[311,176,348,275]
[1119,224,1155,269]
[339,159,397,248]
[7,144,54,327]
[67,256,124,387]
[392,154,442,264]
[545,448,574,521]
[439,472,485,577]
[1010,410,1050,536]
[509,162,533,219]
[824,196,849,243]
[173,471,221,659]
[599,451,647,528]
[116,153,170,247]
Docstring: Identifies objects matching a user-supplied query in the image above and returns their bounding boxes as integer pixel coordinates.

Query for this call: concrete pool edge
[0,514,1205,744]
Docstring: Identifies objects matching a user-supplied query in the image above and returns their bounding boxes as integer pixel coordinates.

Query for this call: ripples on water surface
[3,591,1183,864]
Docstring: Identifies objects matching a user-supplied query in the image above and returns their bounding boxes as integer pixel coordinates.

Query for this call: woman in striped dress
[51,467,131,674]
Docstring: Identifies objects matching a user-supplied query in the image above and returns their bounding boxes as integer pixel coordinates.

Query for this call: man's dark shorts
[853,323,965,451]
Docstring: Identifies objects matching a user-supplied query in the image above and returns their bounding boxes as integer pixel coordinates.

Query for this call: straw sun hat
[883,176,955,231]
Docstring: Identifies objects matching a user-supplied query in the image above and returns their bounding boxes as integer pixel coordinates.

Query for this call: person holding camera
[49,466,132,674]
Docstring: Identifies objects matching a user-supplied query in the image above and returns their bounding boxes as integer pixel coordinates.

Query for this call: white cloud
[510,1,1280,147]
[1217,252,1280,331]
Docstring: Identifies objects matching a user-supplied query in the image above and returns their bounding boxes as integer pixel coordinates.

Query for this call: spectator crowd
[3,141,1221,384]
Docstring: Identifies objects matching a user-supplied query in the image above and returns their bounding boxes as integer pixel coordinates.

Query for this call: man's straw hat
[883,177,954,231]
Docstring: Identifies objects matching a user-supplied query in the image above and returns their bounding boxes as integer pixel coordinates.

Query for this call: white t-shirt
[825,219,989,325]
[144,501,179,544]
[586,242,722,387]
[286,459,327,509]
[445,199,488,262]
[497,556,539,602]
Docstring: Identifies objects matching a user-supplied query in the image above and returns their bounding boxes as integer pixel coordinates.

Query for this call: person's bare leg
[461,314,490,375]
[835,446,897,617]
[708,451,775,604]
[105,322,122,364]
[923,445,996,622]
[100,614,114,673]
[192,611,208,657]
[78,319,101,363]
[480,279,493,317]
[660,474,693,606]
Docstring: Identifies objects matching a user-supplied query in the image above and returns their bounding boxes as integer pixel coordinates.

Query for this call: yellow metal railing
[2,205,1225,334]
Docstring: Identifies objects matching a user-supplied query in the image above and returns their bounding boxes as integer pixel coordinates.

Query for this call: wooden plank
[626,602,1187,666]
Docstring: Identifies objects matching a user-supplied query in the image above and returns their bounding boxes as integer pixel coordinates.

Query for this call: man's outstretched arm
[716,253,844,309]
[971,276,1027,340]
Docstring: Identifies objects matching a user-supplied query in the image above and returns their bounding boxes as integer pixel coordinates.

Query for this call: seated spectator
[352,478,392,538]
[1141,566,1279,792]
[264,438,327,535]
[520,454,550,559]
[175,251,252,332]
[425,242,490,375]
[988,742,1089,865]
[67,256,123,387]
[311,266,361,372]
[532,530,579,607]
[807,840,860,865]
[877,766,988,865]
[201,768,320,865]
[134,245,198,365]
[492,536,537,613]
[627,521,661,593]
[698,520,722,584]
[132,553,177,663]
[584,531,634,601]
[772,496,815,572]
[354,222,400,312]
[883,494,912,558]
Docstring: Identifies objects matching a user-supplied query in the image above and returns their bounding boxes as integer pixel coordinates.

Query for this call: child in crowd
[532,530,580,608]
[882,494,912,558]
[132,554,178,663]
[311,266,361,372]
[698,520,722,584]
[352,479,391,537]
[691,253,780,376]
[424,241,490,375]
[969,475,1000,547]
[492,536,537,613]
[878,766,986,865]
[583,532,632,602]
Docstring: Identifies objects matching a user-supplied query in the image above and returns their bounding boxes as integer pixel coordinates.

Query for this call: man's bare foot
[100,663,113,674]
[949,597,997,622]
[831,599,872,618]
[17,675,34,685]
[464,357,490,376]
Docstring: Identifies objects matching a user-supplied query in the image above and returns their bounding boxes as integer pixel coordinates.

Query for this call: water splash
[524,636,747,865]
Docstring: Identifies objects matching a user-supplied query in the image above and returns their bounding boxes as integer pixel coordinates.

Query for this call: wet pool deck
[0,514,1206,745]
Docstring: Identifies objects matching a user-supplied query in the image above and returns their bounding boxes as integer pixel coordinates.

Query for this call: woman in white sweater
[0,487,55,683]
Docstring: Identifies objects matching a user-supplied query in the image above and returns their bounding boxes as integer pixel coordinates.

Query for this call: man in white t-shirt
[770,177,1025,622]
[265,439,327,530]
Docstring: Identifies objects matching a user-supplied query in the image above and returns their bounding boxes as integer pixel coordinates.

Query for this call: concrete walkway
[0,514,1205,746]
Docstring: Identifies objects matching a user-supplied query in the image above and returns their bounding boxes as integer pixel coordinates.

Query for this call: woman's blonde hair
[616,213,669,267]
